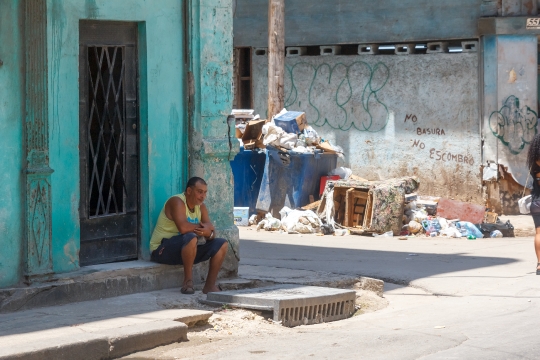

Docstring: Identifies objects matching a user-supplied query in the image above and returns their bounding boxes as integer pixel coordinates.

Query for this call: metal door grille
[87,46,126,217]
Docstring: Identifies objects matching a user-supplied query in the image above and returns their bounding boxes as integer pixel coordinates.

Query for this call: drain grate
[205,284,356,327]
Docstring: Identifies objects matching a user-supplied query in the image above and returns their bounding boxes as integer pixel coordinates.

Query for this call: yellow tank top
[149,193,202,252]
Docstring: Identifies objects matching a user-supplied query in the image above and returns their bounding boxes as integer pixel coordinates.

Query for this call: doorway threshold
[0,260,205,314]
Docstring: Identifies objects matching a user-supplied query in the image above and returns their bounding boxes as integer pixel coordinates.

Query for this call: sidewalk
[0,289,213,360]
[0,264,381,360]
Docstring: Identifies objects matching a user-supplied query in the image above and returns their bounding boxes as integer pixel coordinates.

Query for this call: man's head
[185,177,208,206]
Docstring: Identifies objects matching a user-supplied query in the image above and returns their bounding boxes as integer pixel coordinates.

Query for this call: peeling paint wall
[188,0,239,274]
[46,0,187,272]
[0,0,24,287]
[252,53,482,203]
[483,36,538,186]
[482,35,538,214]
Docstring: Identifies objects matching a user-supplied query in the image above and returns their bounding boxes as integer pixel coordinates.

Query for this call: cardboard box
[239,119,266,150]
[233,207,249,226]
[316,141,337,154]
[274,111,307,134]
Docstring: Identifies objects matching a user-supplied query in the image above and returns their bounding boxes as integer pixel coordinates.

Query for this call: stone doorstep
[0,309,212,360]
[0,260,208,314]
[0,320,187,360]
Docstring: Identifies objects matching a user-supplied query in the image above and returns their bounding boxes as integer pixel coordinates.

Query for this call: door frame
[78,20,141,266]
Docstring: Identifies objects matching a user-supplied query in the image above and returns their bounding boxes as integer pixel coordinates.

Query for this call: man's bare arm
[194,204,215,239]
[166,197,201,234]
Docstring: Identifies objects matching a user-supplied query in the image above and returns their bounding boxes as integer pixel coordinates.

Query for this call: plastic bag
[248,214,257,225]
[408,220,423,234]
[279,133,298,150]
[422,219,442,234]
[440,227,462,238]
[438,217,449,230]
[256,213,282,231]
[477,221,514,237]
[456,221,483,238]
[490,230,503,238]
[328,167,353,180]
[411,209,428,223]
[518,195,532,215]
[303,126,321,146]
[280,207,322,234]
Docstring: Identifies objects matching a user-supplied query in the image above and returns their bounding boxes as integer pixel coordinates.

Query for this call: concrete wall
[484,36,537,185]
[252,52,482,203]
[483,35,538,213]
[234,0,488,48]
[0,1,24,287]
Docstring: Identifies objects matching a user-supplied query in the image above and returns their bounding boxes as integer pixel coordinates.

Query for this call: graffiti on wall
[489,95,538,155]
[283,61,390,132]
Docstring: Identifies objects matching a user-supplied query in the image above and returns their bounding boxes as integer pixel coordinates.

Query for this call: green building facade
[0,0,238,288]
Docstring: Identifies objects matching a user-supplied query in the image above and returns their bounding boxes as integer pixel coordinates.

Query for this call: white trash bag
[280,207,322,234]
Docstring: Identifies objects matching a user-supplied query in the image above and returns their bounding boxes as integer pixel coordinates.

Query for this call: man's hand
[193,222,213,239]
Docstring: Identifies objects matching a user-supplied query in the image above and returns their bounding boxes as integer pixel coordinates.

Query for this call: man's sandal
[181,280,195,295]
[537,263,540,276]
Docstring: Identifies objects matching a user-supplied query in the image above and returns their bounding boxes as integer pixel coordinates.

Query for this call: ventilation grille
[279,299,355,327]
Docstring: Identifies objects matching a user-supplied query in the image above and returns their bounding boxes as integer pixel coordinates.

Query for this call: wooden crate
[362,192,374,230]
[333,187,349,225]
[344,189,369,227]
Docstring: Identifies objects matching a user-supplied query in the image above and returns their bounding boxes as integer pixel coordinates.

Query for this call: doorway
[79,21,139,266]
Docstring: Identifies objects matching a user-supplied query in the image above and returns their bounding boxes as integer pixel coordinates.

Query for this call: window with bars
[86,46,127,217]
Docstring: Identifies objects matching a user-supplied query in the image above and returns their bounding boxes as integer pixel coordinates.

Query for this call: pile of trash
[401,195,514,239]
[234,108,344,156]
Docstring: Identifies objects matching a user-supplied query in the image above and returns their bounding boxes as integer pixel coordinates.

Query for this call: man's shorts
[151,232,227,265]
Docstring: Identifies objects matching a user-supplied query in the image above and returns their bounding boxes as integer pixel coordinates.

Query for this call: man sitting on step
[149,177,228,294]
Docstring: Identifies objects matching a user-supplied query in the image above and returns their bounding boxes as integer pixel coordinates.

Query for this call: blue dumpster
[256,146,338,216]
[230,147,267,216]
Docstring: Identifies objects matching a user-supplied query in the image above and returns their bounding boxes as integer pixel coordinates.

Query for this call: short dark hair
[185,177,207,191]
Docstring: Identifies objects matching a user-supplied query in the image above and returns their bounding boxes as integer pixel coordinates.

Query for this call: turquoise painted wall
[47,0,187,272]
[188,0,239,273]
[0,1,24,287]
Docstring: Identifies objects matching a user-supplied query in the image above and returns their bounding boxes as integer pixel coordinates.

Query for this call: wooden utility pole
[267,0,285,119]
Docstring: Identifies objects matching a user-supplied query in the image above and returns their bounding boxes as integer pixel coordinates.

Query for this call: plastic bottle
[467,235,476,240]
[490,230,503,238]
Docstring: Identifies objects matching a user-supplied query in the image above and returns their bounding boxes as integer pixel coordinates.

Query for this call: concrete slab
[205,284,356,327]
[103,320,188,359]
[238,264,383,294]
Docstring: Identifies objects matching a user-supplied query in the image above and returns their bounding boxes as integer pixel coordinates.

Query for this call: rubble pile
[400,196,514,239]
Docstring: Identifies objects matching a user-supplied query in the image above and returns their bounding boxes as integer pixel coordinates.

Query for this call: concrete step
[0,290,213,360]
[0,319,188,360]
[0,260,209,313]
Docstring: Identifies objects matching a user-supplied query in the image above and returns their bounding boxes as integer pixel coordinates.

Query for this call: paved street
[127,227,540,359]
